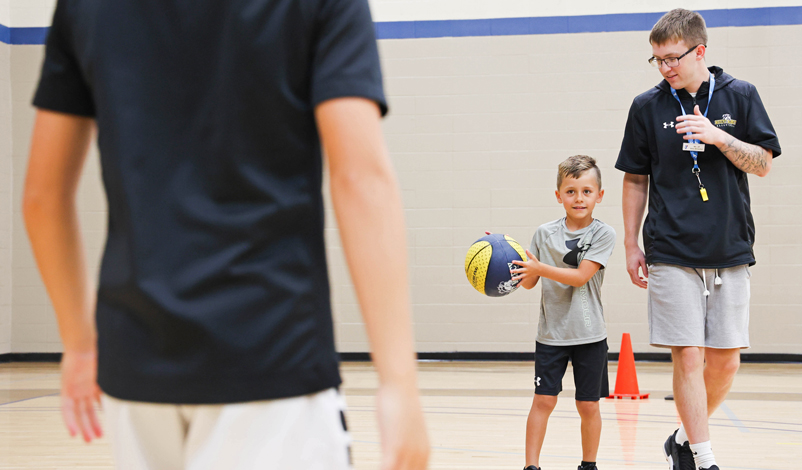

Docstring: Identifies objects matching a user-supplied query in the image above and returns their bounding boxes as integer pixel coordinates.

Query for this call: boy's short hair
[557,155,601,190]
[650,8,708,47]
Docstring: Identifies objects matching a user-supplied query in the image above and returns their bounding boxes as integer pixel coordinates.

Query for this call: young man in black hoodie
[616,8,780,470]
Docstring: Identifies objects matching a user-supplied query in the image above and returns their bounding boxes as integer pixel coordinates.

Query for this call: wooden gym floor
[1,361,801,469]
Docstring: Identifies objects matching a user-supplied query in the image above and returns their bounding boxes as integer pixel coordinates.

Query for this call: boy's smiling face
[556,170,604,229]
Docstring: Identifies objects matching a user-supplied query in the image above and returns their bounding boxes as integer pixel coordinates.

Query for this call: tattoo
[719,136,770,175]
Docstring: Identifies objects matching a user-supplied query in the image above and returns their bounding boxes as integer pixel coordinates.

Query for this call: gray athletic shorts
[647,263,750,349]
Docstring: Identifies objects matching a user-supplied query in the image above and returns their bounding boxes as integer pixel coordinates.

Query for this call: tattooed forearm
[718,136,772,176]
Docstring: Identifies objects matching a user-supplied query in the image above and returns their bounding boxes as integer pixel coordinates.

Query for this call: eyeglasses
[648,44,704,68]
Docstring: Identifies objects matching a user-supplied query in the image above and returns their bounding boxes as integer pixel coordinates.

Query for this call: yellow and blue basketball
[464,233,527,297]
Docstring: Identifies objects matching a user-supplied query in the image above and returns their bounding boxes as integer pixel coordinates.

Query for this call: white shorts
[103,388,352,470]
[647,263,751,349]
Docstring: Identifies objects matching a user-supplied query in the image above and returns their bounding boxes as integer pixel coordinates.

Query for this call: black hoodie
[616,66,781,268]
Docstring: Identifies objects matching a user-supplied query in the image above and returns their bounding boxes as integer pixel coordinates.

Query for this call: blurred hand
[625,245,648,289]
[60,350,103,443]
[376,383,429,470]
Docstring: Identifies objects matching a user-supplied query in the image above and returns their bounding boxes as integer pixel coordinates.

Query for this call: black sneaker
[700,467,720,470]
[578,465,597,470]
[663,430,695,470]
[523,467,540,470]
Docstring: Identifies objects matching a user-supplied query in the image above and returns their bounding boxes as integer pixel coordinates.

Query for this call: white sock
[689,441,717,469]
[675,424,688,444]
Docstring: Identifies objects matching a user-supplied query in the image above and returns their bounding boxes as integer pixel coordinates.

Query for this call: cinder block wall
[2,1,801,355]
[0,40,11,355]
[329,25,802,355]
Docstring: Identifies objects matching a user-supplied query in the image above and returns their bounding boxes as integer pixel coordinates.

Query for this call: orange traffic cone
[608,333,649,399]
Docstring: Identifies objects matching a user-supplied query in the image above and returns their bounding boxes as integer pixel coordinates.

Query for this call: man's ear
[696,44,706,61]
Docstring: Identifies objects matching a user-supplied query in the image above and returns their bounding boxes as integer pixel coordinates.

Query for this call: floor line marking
[348,406,802,433]
[350,439,785,469]
[0,392,59,408]
[720,402,750,433]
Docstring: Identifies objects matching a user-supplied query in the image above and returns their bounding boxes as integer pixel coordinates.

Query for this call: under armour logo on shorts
[535,376,541,387]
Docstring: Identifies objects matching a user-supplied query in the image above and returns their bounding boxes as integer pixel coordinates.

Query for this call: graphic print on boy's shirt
[563,238,591,267]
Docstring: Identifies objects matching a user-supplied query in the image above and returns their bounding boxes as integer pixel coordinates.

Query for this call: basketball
[464,233,528,297]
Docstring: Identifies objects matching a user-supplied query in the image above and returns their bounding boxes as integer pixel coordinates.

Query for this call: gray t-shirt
[530,218,616,346]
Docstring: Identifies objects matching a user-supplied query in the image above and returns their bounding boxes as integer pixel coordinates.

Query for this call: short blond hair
[649,8,707,47]
[557,155,601,190]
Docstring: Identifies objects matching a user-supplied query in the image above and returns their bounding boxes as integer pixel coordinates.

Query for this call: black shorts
[534,339,609,401]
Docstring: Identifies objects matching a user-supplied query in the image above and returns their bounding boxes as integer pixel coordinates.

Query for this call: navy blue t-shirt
[616,67,780,269]
[33,0,387,404]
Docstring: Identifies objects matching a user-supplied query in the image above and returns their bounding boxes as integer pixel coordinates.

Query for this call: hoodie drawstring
[714,269,723,286]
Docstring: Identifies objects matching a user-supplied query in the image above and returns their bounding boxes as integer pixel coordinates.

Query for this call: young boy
[511,155,616,470]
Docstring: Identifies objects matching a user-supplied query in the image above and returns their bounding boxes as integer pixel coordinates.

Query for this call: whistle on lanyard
[693,168,709,202]
[673,73,716,204]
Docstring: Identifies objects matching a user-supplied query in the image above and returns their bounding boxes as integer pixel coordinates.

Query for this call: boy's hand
[509,249,541,280]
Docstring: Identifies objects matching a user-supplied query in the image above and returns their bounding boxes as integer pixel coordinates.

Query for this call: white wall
[3,0,54,28]
[367,0,802,22]
[0,0,11,27]
[3,3,802,356]
[0,42,11,355]
[347,25,801,355]
[4,0,802,27]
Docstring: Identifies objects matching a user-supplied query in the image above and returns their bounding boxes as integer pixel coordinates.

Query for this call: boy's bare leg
[704,348,740,415]
[576,400,601,462]
[525,394,558,467]
[672,346,709,443]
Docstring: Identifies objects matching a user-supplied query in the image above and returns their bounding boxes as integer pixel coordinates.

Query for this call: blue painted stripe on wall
[375,6,802,39]
[2,6,802,44]
[11,27,49,44]
[0,26,49,45]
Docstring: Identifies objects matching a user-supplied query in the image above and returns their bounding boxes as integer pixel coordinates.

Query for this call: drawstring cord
[703,269,724,297]
[703,269,710,297]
